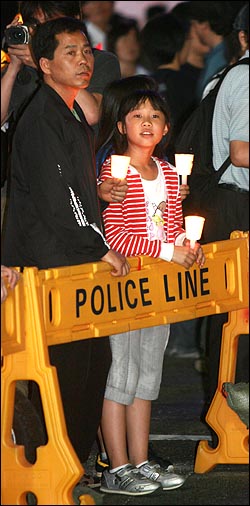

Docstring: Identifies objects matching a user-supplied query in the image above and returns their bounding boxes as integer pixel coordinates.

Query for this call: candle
[185,215,205,249]
[111,155,131,179]
[175,154,194,185]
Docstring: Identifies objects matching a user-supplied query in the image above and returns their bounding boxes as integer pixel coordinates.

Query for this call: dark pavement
[83,351,249,506]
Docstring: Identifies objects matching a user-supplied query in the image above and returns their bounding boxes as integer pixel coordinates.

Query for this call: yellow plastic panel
[39,235,249,346]
[194,308,249,473]
[1,268,83,505]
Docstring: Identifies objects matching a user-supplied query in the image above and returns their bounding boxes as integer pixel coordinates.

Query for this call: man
[203,3,249,433]
[1,1,123,200]
[1,1,121,128]
[187,1,246,100]
[2,16,130,466]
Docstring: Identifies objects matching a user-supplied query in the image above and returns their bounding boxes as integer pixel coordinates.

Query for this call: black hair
[96,75,158,154]
[146,4,167,21]
[107,17,140,55]
[113,89,171,158]
[31,16,90,66]
[140,12,190,71]
[187,1,246,37]
[18,1,82,24]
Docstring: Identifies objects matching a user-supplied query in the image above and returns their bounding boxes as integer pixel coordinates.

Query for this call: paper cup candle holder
[111,155,131,179]
[185,215,205,249]
[175,153,194,185]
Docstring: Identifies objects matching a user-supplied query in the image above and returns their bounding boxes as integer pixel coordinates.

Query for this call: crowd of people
[1,0,249,502]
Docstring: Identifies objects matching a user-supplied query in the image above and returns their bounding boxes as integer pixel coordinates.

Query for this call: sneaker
[100,464,161,496]
[95,453,109,478]
[138,460,186,490]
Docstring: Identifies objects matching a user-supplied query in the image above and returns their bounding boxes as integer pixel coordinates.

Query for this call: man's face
[41,31,94,90]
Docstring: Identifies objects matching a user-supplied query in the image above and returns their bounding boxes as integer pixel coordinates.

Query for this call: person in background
[171,1,210,106]
[139,12,192,165]
[106,17,149,78]
[160,0,210,361]
[201,2,249,435]
[202,1,249,98]
[98,89,205,496]
[145,4,167,22]
[1,264,20,303]
[187,1,247,101]
[80,0,137,50]
[80,0,116,49]
[1,16,130,488]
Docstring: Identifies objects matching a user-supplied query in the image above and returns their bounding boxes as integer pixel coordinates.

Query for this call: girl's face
[117,99,168,148]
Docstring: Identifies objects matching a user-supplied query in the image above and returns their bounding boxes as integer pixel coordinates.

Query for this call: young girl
[98,89,205,496]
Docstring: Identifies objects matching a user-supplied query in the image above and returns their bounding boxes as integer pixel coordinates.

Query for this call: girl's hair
[96,74,158,154]
[113,89,171,158]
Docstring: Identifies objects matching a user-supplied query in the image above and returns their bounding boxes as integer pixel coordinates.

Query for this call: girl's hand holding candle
[185,215,205,250]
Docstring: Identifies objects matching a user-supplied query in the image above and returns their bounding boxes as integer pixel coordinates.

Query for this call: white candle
[175,154,194,185]
[185,215,205,249]
[181,174,188,185]
[111,155,131,179]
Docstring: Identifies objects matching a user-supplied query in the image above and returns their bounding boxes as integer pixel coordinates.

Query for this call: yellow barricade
[38,233,248,346]
[1,232,249,504]
[195,307,249,473]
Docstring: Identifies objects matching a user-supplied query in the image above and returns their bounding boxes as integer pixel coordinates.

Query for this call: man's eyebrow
[64,41,91,49]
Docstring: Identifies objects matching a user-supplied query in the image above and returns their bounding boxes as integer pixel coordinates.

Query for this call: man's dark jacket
[2,83,109,268]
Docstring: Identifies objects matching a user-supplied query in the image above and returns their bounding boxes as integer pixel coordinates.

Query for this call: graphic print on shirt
[142,164,167,242]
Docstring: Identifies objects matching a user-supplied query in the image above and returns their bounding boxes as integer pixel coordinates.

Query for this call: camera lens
[13,29,24,41]
[5,26,30,44]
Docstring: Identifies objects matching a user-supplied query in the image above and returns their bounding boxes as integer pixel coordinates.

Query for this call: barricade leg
[194,309,249,473]
[1,267,94,505]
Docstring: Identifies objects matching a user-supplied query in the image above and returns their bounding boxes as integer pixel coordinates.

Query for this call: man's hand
[98,178,128,203]
[1,265,20,303]
[179,184,190,201]
[101,249,130,277]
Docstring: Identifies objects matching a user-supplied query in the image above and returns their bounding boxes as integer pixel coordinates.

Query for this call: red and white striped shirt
[100,156,185,259]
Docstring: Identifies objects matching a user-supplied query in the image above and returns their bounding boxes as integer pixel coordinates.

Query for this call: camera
[4,25,30,45]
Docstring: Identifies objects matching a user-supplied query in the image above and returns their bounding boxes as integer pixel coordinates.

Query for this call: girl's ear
[163,124,169,136]
[117,121,126,134]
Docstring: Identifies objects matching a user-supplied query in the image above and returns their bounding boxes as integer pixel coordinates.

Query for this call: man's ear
[238,30,248,53]
[117,121,126,134]
[39,57,51,75]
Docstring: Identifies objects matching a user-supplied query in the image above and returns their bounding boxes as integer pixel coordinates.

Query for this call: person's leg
[48,336,111,463]
[96,425,106,454]
[101,398,128,469]
[101,329,141,468]
[126,397,151,466]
